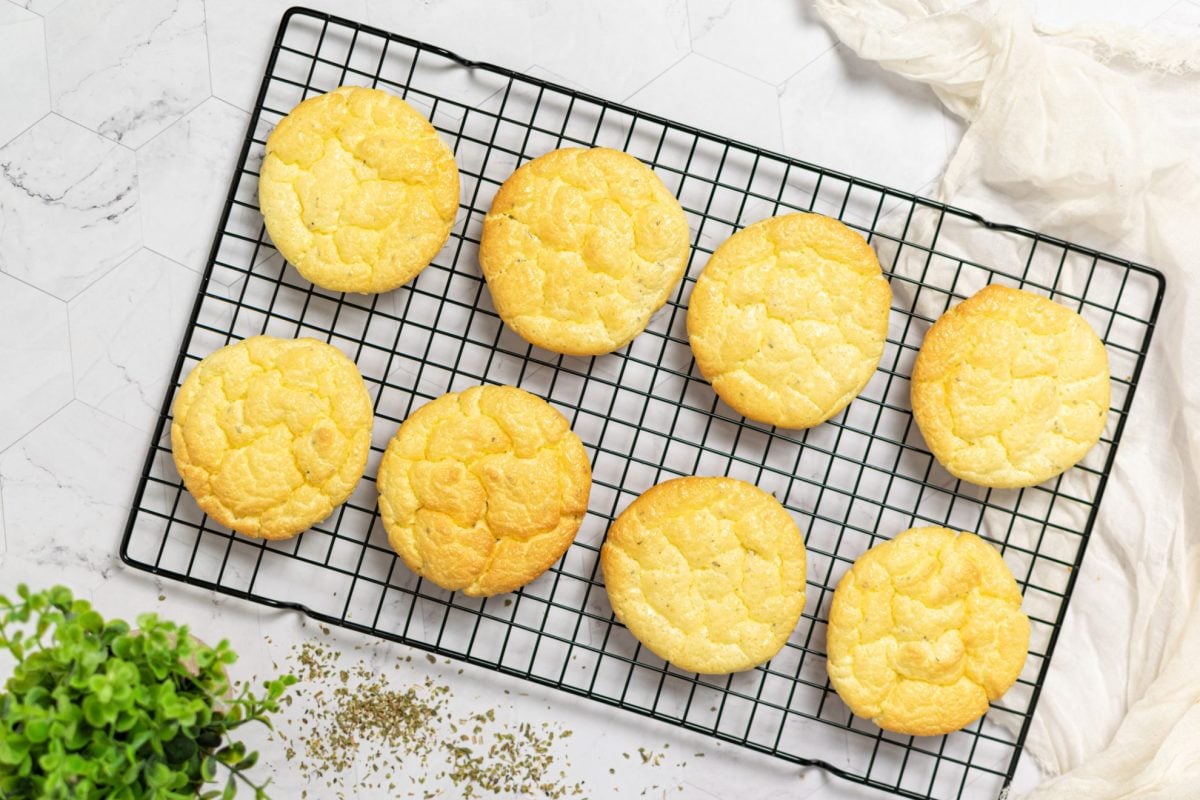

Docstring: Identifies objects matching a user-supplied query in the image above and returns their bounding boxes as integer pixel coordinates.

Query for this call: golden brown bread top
[687,212,892,429]
[600,476,807,674]
[911,284,1110,488]
[377,385,591,597]
[258,85,460,294]
[826,527,1030,736]
[170,336,373,539]
[479,147,690,356]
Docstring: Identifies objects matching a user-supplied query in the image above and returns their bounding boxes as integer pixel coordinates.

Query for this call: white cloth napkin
[810,1,1200,796]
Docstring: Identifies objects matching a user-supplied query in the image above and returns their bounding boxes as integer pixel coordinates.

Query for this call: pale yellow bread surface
[600,477,807,674]
[170,336,373,540]
[826,527,1030,736]
[376,385,591,597]
[478,147,690,356]
[911,284,1110,488]
[258,85,460,294]
[687,213,892,429]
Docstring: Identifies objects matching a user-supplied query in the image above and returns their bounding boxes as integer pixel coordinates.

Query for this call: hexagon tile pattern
[138,98,250,271]
[364,0,691,103]
[69,249,200,434]
[0,4,51,145]
[0,273,72,452]
[8,0,67,15]
[0,115,140,301]
[0,401,145,564]
[45,0,209,148]
[688,0,836,85]
[627,52,784,153]
[780,44,951,194]
[206,0,369,112]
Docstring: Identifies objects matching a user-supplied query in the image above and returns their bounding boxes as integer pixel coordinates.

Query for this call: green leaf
[23,717,51,744]
[158,761,179,785]
[233,751,258,772]
[24,686,51,707]
[112,708,140,733]
[75,609,103,634]
[163,733,198,765]
[63,753,91,777]
[222,774,236,800]
[0,736,30,765]
[81,694,114,728]
[37,748,63,772]
[215,741,246,766]
[63,720,89,751]
[121,757,142,787]
[195,729,223,750]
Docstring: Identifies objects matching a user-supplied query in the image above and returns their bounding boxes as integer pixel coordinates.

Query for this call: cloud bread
[376,385,591,597]
[687,212,892,429]
[258,85,460,294]
[911,284,1110,488]
[170,336,373,540]
[478,147,691,356]
[600,476,807,674]
[826,527,1030,736]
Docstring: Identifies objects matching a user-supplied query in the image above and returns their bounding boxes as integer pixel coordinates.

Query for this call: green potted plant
[0,584,295,799]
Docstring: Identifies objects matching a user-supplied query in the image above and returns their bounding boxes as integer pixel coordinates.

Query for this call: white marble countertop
[1,0,1191,797]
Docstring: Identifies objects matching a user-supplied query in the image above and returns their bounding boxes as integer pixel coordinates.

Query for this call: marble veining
[205,0,370,112]
[45,0,209,148]
[137,96,249,271]
[0,400,144,569]
[687,0,837,85]
[0,114,140,300]
[779,43,950,192]
[364,0,691,102]
[0,273,72,452]
[627,51,785,151]
[68,249,199,433]
[7,0,65,14]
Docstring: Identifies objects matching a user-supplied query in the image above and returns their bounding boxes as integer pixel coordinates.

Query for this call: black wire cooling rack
[120,8,1165,799]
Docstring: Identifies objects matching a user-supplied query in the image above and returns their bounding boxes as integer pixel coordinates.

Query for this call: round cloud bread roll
[376,385,592,597]
[826,526,1030,736]
[687,212,892,430]
[479,146,691,356]
[911,284,1110,488]
[601,476,807,674]
[170,335,373,540]
[258,85,460,294]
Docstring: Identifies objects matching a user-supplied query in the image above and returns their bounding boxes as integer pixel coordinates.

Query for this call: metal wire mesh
[119,8,1165,799]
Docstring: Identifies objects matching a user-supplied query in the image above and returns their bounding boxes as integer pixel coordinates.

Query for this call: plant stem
[222,761,268,794]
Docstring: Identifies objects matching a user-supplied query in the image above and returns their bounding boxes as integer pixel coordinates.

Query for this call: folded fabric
[810,1,1200,796]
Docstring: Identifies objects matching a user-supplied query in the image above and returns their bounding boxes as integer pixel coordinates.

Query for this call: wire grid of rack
[119,8,1164,800]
